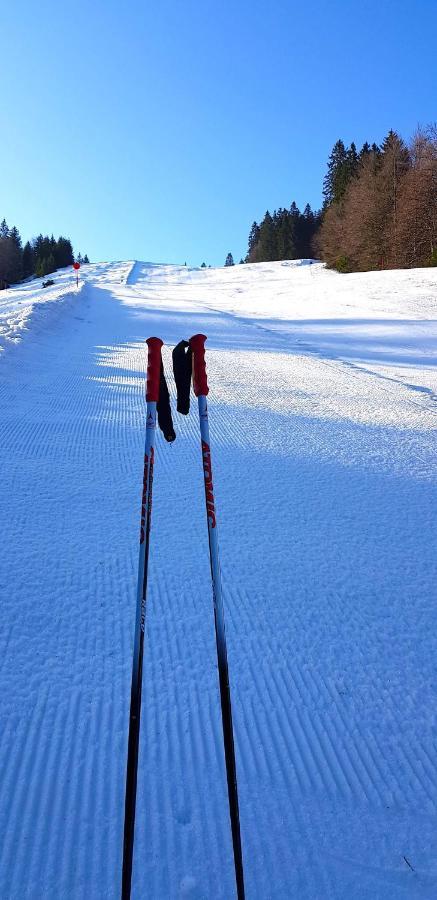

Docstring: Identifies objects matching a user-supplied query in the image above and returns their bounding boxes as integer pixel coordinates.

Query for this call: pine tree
[276,207,296,259]
[322,140,360,208]
[34,234,44,260]
[300,204,316,258]
[225,252,234,266]
[255,211,276,261]
[55,237,74,268]
[323,140,348,206]
[46,254,56,274]
[9,226,22,250]
[83,254,90,264]
[22,242,35,278]
[0,223,23,283]
[248,221,260,255]
[35,258,44,278]
[201,261,206,267]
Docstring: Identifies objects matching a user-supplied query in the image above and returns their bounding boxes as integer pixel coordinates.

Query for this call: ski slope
[0,259,436,899]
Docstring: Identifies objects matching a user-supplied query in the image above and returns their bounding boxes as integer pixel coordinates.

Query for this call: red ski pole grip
[146,337,163,401]
[189,333,209,397]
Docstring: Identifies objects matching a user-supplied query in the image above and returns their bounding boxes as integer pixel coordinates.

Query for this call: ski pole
[122,337,163,900]
[189,334,246,900]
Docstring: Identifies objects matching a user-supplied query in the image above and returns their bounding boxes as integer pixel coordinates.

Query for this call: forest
[0,220,89,288]
[244,126,436,272]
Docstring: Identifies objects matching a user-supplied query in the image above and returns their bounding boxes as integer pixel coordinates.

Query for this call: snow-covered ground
[0,260,436,899]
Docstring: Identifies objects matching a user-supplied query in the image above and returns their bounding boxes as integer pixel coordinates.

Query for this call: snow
[0,259,436,898]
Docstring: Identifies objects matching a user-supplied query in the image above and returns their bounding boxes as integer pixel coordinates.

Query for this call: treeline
[0,218,89,287]
[319,127,437,271]
[241,125,436,272]
[246,202,321,263]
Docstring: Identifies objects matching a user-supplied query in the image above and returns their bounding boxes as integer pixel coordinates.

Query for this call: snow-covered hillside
[0,260,436,899]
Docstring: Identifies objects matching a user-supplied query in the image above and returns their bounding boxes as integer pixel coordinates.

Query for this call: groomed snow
[0,260,436,899]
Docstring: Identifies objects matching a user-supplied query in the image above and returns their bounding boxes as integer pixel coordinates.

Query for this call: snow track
[0,261,436,899]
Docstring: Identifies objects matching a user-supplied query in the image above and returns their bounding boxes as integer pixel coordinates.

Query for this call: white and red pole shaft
[122,337,162,900]
[189,334,246,900]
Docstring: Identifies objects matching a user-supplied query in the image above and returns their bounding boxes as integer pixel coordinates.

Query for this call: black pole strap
[157,362,176,442]
[172,340,192,414]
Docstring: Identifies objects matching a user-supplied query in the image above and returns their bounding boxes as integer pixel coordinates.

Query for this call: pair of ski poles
[122,334,245,900]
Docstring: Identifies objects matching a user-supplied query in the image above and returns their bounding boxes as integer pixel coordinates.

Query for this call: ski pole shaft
[122,337,162,900]
[189,334,246,900]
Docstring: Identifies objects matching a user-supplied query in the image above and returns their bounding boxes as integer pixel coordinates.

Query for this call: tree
[323,140,347,206]
[247,221,260,256]
[322,140,360,209]
[275,207,295,260]
[55,237,74,268]
[225,252,234,266]
[22,242,35,278]
[201,261,206,267]
[46,254,56,274]
[395,127,437,267]
[256,211,276,261]
[9,226,22,250]
[83,254,90,264]
[0,221,22,283]
[245,200,321,264]
[377,130,410,265]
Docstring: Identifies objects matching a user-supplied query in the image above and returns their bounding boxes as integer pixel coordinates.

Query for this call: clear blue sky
[2,0,436,266]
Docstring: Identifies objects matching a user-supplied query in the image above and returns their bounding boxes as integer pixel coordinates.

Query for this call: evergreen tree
[201,262,206,267]
[300,204,315,257]
[248,221,260,256]
[225,252,234,266]
[46,254,56,274]
[0,221,22,283]
[277,207,296,259]
[347,142,359,177]
[9,226,22,250]
[83,254,90,264]
[256,211,276,261]
[55,237,74,268]
[34,234,44,259]
[322,140,359,208]
[22,242,35,278]
[323,140,348,206]
[246,200,321,264]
